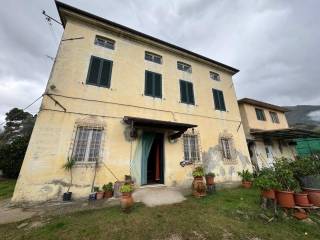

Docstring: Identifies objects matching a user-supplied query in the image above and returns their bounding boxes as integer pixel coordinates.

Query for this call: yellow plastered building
[12,1,251,203]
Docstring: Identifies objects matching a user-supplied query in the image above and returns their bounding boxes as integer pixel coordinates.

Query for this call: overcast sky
[0,0,319,124]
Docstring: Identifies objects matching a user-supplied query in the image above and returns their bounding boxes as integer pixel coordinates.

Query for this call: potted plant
[237,170,253,189]
[294,191,311,207]
[192,166,206,197]
[274,158,299,208]
[119,184,134,212]
[205,172,215,185]
[103,182,113,198]
[62,157,76,201]
[95,187,104,200]
[255,168,279,199]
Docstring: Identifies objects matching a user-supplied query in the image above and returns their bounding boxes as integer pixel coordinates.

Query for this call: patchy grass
[0,179,16,200]
[1,188,320,240]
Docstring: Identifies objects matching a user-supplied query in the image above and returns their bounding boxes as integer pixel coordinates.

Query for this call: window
[94,36,115,50]
[210,71,220,81]
[179,80,195,105]
[212,89,226,111]
[86,56,113,88]
[255,108,266,121]
[72,126,103,162]
[183,133,200,162]
[269,111,280,123]
[144,70,162,98]
[145,51,162,64]
[177,61,192,73]
[221,138,232,159]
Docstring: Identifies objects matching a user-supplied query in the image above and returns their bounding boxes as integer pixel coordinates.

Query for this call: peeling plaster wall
[12,16,250,203]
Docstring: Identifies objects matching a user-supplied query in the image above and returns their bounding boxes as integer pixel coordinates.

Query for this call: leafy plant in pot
[192,166,206,197]
[103,182,113,198]
[120,184,134,212]
[255,168,279,199]
[237,170,253,189]
[274,158,299,208]
[95,187,104,200]
[205,172,215,186]
[62,157,76,201]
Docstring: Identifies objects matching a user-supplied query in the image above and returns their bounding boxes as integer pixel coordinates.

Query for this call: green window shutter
[145,71,153,96]
[187,82,195,105]
[87,56,101,85]
[99,60,113,88]
[180,80,188,103]
[218,90,226,111]
[213,89,219,109]
[154,73,162,98]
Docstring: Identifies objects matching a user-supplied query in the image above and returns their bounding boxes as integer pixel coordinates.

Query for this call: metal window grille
[183,134,200,162]
[221,138,232,159]
[94,36,115,50]
[177,61,192,73]
[72,126,103,162]
[145,52,162,64]
[210,71,220,81]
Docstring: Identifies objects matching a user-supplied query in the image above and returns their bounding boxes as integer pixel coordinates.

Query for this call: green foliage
[205,172,215,177]
[93,186,100,192]
[237,170,253,182]
[273,158,299,191]
[62,158,76,171]
[120,184,133,193]
[102,182,113,192]
[192,166,205,177]
[289,154,320,177]
[0,179,16,200]
[254,168,279,190]
[0,136,29,178]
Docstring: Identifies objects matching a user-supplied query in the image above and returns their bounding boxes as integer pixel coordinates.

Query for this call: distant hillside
[284,105,320,132]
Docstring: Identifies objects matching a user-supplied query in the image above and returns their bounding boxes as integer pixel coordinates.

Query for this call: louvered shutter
[187,82,195,105]
[180,80,188,103]
[213,89,219,109]
[154,73,162,98]
[100,60,113,88]
[219,90,226,111]
[145,71,153,96]
[87,56,101,85]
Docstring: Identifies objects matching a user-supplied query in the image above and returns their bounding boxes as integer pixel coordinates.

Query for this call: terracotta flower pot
[104,191,113,198]
[96,192,104,200]
[306,190,320,207]
[293,210,308,220]
[276,190,295,208]
[262,189,275,199]
[120,192,134,212]
[205,176,215,185]
[242,181,252,189]
[192,176,206,197]
[294,193,311,207]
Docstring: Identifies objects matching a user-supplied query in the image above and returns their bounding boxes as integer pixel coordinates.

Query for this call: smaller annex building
[238,98,320,171]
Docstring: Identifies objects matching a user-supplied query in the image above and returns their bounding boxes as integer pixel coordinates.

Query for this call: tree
[0,108,36,178]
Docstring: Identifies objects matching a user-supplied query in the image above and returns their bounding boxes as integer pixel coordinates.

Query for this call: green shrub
[205,172,215,177]
[192,166,205,177]
[237,170,253,182]
[102,182,113,192]
[120,184,133,193]
[290,155,320,177]
[255,168,279,190]
[273,158,298,191]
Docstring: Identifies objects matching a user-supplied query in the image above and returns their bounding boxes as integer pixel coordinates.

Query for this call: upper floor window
[86,56,113,88]
[94,35,115,50]
[210,71,220,81]
[145,70,162,98]
[177,61,192,73]
[72,126,103,162]
[179,80,195,105]
[183,133,200,163]
[212,89,226,111]
[269,111,280,123]
[145,51,162,64]
[255,108,266,121]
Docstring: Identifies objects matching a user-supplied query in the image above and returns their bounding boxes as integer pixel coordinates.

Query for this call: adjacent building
[238,98,320,171]
[12,1,251,202]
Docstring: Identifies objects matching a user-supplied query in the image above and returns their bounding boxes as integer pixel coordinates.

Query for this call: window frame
[94,35,115,50]
[86,56,113,88]
[183,133,201,163]
[255,108,266,121]
[144,70,162,98]
[177,61,192,73]
[269,111,280,123]
[212,89,226,111]
[179,80,195,105]
[145,51,162,64]
[210,71,220,81]
[71,126,104,163]
[221,138,232,160]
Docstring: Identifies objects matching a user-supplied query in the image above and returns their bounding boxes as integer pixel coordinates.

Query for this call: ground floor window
[221,138,232,159]
[183,133,201,163]
[72,126,103,162]
[219,131,236,164]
